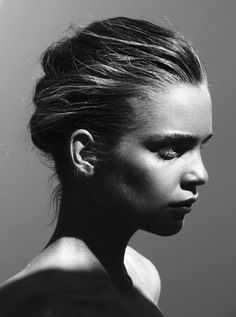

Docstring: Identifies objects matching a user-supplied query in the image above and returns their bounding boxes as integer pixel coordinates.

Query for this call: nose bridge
[183,150,209,186]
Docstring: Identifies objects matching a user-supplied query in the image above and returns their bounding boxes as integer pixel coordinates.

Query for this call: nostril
[180,182,198,195]
[181,167,209,189]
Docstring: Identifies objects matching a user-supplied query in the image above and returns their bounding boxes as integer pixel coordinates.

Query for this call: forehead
[129,83,212,139]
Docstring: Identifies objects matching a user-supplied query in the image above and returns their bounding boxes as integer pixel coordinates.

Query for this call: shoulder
[125,246,161,304]
[0,274,53,317]
[0,240,108,316]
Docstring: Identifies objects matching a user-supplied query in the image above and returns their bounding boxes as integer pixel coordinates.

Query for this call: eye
[158,146,182,160]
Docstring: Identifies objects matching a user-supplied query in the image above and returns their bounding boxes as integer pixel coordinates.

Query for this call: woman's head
[29,17,210,228]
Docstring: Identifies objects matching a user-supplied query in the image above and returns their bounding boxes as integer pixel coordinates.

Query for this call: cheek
[118,154,179,203]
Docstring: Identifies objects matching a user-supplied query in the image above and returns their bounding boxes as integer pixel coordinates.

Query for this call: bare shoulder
[0,271,48,316]
[0,239,107,314]
[0,282,55,317]
[125,246,161,304]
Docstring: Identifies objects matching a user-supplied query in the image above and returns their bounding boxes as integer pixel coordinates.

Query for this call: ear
[70,129,95,177]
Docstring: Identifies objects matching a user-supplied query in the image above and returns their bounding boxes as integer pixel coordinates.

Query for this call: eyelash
[157,142,208,161]
[157,145,184,160]
[200,140,209,150]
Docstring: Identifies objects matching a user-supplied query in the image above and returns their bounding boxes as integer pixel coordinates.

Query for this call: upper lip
[170,197,198,207]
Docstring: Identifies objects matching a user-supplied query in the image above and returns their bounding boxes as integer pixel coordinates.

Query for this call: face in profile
[92,83,213,236]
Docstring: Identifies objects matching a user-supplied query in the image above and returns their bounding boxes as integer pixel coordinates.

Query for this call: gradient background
[0,1,235,316]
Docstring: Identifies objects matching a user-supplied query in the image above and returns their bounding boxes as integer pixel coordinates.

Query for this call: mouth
[170,197,198,208]
[169,197,197,221]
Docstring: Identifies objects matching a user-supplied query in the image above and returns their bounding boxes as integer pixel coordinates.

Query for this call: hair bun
[29,114,54,155]
[42,39,75,76]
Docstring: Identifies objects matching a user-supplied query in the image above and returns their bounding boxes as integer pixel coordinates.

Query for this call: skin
[0,82,212,316]
[95,82,212,237]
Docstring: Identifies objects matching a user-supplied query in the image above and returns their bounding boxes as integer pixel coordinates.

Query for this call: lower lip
[170,206,192,221]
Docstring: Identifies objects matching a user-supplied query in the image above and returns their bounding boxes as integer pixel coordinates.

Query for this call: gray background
[0,1,235,317]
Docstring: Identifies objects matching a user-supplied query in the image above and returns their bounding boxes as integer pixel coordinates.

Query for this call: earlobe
[70,129,94,177]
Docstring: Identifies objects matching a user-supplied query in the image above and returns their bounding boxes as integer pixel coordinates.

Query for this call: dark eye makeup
[158,145,186,160]
[144,132,213,161]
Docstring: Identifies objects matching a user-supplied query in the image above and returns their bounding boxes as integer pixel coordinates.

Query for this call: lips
[169,197,198,221]
[169,197,197,208]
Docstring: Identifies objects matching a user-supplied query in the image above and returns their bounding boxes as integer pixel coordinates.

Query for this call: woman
[0,17,212,316]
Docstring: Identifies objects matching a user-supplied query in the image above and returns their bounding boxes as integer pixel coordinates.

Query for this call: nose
[181,151,209,189]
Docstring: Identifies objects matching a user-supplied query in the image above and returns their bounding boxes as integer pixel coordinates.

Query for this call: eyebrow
[143,132,213,148]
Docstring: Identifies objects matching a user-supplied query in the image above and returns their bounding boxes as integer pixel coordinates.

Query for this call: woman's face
[93,83,213,236]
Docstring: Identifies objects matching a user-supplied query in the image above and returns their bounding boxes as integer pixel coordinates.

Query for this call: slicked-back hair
[29,17,207,213]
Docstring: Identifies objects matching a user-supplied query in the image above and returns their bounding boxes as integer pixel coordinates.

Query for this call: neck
[46,188,137,290]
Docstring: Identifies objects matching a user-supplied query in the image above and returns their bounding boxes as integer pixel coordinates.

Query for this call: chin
[142,221,184,237]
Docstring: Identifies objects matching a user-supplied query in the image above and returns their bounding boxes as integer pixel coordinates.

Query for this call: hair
[28,16,207,216]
